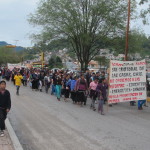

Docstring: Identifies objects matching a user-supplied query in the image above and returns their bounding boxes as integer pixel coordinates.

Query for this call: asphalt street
[6,82,150,150]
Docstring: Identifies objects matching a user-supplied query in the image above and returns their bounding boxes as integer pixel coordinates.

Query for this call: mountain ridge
[0,41,24,52]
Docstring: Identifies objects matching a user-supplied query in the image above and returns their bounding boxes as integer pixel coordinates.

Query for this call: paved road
[7,82,150,150]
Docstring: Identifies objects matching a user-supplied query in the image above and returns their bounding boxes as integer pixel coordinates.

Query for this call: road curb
[5,118,24,150]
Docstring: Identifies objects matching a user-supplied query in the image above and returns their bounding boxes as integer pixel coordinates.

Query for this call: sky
[0,0,149,47]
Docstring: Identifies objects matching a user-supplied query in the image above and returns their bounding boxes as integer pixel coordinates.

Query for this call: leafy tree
[49,57,55,69]
[28,0,136,71]
[139,0,150,24]
[48,56,63,69]
[108,28,149,59]
[94,56,109,68]
[0,46,21,65]
[141,36,150,57]
[55,56,63,68]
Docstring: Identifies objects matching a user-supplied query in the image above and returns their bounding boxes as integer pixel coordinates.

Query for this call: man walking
[14,72,23,95]
[0,81,11,137]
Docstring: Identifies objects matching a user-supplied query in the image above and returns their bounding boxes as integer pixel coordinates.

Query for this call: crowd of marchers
[0,67,150,114]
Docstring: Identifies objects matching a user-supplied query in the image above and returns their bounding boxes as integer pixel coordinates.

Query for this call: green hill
[0,41,25,52]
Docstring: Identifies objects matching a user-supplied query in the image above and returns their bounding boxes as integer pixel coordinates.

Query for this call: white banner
[108,60,147,104]
[7,63,21,71]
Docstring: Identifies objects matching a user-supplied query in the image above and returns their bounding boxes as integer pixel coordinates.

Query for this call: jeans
[51,84,56,95]
[138,100,146,108]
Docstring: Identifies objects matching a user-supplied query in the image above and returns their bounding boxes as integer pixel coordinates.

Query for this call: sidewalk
[0,129,14,150]
[0,119,24,150]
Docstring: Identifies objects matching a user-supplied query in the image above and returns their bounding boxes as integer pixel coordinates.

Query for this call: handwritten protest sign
[108,60,147,104]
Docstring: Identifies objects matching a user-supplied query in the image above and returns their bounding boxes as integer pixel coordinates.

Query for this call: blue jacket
[66,79,71,87]
[70,80,76,91]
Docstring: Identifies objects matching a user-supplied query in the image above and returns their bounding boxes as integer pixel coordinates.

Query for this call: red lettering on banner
[132,97,137,100]
[109,95,118,99]
[139,92,143,96]
[115,78,132,83]
[112,63,123,67]
[110,79,114,83]
[110,84,125,89]
[123,98,131,101]
[136,62,146,65]
[132,78,140,82]
[119,93,139,97]
[109,99,120,103]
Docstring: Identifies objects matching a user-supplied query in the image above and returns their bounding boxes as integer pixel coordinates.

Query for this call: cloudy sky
[0,0,149,47]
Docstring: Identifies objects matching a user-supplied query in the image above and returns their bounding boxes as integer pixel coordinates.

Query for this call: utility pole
[14,40,19,56]
[124,0,131,61]
[40,52,44,68]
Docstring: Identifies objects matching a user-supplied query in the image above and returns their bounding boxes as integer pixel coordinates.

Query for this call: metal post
[42,61,44,68]
[125,0,131,61]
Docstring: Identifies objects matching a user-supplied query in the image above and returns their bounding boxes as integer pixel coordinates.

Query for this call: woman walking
[44,73,51,93]
[55,75,63,101]
[0,81,11,137]
[75,74,88,106]
[96,78,108,115]
[64,75,71,102]
[31,71,39,91]
[89,78,98,111]
[70,76,78,104]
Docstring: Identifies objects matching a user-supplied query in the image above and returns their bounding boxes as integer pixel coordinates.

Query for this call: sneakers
[0,130,4,137]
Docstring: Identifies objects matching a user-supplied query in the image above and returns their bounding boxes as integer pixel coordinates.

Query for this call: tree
[108,28,149,59]
[55,56,63,68]
[29,0,136,71]
[139,0,150,24]
[0,46,20,65]
[94,56,109,68]
[49,57,55,69]
[48,56,63,69]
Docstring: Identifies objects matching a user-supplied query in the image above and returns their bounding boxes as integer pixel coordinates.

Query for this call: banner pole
[107,60,112,112]
[145,60,148,106]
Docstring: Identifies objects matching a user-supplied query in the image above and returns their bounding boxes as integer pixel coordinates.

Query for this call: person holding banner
[138,100,146,110]
[138,77,149,110]
[146,77,150,97]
